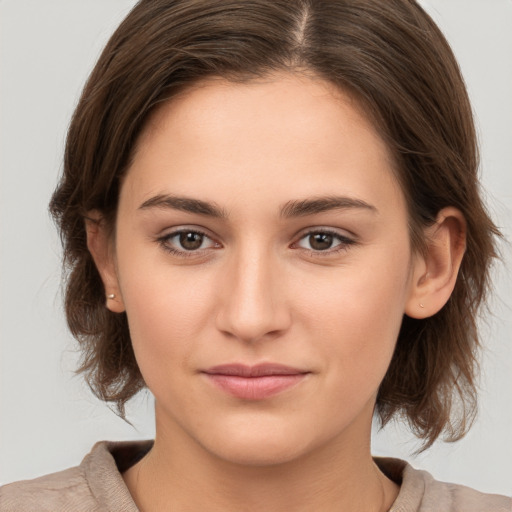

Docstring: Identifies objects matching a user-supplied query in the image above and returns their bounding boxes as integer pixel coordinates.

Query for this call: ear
[405,207,466,319]
[85,211,125,313]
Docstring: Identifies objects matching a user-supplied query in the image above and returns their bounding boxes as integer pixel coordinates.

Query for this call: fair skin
[87,72,466,512]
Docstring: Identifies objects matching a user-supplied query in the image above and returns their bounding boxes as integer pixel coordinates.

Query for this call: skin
[87,72,466,511]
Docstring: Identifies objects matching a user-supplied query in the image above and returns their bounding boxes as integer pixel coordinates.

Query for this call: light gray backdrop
[1,0,511,494]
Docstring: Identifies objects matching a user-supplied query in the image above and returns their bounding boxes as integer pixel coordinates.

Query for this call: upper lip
[202,363,309,377]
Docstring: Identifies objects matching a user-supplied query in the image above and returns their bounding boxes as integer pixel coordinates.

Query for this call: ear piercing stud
[107,294,116,300]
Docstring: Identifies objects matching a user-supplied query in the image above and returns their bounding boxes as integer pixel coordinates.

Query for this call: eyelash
[157,228,356,259]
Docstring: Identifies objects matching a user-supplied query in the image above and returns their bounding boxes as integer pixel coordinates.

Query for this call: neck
[123,411,399,512]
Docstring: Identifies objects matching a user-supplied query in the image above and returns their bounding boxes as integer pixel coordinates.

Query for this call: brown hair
[50,0,500,449]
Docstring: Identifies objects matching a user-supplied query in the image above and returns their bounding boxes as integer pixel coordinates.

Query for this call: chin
[207,436,309,467]
[195,417,329,468]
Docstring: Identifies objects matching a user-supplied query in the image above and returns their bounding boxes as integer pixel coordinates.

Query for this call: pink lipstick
[202,363,309,400]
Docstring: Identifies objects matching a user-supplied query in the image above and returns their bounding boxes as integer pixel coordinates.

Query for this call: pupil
[180,232,203,250]
[310,233,333,250]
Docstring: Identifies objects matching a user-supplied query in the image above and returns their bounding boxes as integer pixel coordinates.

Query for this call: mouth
[201,363,310,400]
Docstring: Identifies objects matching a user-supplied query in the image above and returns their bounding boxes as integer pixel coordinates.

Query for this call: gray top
[1,441,510,511]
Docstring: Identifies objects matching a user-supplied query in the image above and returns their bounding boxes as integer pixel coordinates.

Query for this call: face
[103,72,421,466]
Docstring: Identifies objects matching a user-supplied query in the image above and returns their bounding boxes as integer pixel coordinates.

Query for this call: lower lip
[204,374,307,400]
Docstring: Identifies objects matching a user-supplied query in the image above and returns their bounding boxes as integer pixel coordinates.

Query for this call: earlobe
[405,207,466,319]
[85,211,125,313]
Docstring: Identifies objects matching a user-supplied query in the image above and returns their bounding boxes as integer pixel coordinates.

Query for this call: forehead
[123,72,404,219]
[138,72,390,158]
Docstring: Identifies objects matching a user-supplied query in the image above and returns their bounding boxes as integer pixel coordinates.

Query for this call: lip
[202,363,310,400]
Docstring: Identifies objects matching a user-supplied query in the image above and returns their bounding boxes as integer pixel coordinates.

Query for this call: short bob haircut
[50,0,500,450]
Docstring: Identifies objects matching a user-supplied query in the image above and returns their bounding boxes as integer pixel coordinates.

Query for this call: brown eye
[179,232,204,250]
[308,233,334,251]
[158,229,218,256]
[296,229,355,255]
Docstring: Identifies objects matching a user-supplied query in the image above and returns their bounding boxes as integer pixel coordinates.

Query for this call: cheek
[296,247,410,380]
[115,245,218,379]
[115,219,411,403]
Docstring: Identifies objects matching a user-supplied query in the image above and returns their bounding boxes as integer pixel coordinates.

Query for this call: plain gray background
[1,0,511,494]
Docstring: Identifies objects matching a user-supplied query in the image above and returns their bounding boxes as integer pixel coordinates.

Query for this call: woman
[1,0,510,510]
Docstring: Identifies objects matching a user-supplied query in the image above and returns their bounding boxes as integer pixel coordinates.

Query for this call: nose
[215,246,291,344]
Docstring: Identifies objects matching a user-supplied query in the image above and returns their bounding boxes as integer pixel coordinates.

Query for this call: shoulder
[0,465,97,512]
[0,441,150,512]
[414,470,512,512]
[376,457,512,512]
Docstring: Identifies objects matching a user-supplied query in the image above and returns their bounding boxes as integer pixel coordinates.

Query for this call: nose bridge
[216,240,289,343]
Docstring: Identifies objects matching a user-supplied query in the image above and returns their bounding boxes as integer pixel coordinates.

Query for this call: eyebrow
[138,194,377,218]
[280,196,377,218]
[139,194,228,218]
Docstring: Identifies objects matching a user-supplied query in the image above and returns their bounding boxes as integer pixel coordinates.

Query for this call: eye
[158,229,219,257]
[295,229,355,255]
[157,227,355,259]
